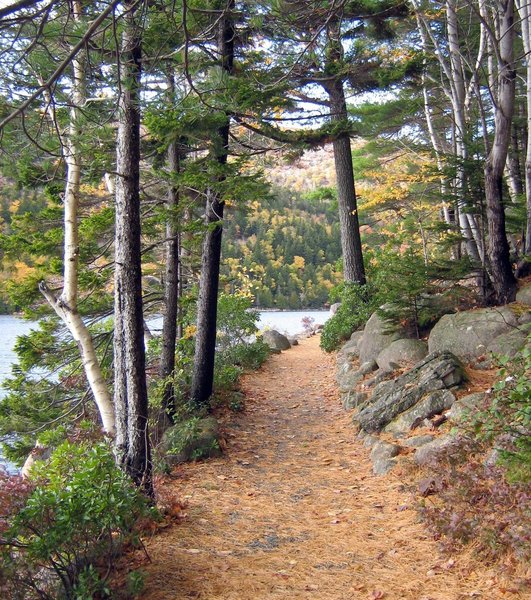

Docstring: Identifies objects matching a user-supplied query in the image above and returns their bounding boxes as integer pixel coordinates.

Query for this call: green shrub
[320,282,379,352]
[216,293,259,350]
[163,416,220,462]
[420,340,531,563]
[0,440,153,599]
[224,339,270,371]
[480,338,531,483]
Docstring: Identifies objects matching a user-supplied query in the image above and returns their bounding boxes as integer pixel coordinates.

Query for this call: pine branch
[0,0,121,132]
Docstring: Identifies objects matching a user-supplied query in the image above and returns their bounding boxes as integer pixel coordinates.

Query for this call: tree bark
[158,136,181,427]
[190,0,234,408]
[324,21,365,285]
[515,0,531,255]
[484,0,518,303]
[39,1,114,435]
[113,1,152,494]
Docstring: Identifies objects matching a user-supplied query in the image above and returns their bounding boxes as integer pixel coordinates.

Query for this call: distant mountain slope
[222,185,342,309]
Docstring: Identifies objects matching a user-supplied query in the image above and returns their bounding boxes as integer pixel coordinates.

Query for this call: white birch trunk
[515,0,531,253]
[38,2,115,435]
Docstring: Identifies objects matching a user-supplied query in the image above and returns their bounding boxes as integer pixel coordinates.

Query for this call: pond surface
[0,309,331,472]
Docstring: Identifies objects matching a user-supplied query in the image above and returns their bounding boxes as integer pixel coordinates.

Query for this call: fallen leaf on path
[370,591,385,599]
[289,404,300,409]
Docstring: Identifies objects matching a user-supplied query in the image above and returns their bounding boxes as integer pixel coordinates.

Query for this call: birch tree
[483,0,518,302]
[515,0,531,257]
[38,1,115,435]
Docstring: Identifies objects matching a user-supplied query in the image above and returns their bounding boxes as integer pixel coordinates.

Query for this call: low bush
[320,282,379,352]
[420,340,531,563]
[0,440,153,599]
[162,416,220,463]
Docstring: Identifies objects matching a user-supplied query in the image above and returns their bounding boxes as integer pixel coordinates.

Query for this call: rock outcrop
[384,389,456,436]
[428,307,518,363]
[357,351,463,433]
[261,330,291,351]
[335,298,526,476]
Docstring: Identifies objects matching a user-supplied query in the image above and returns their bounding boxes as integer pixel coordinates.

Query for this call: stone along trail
[138,336,511,600]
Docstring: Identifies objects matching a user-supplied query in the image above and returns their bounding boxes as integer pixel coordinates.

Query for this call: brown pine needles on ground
[128,336,527,599]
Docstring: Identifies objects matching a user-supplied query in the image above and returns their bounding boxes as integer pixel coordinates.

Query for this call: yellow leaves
[79,183,109,200]
[8,199,21,214]
[291,255,305,270]
[183,325,197,340]
[13,260,36,281]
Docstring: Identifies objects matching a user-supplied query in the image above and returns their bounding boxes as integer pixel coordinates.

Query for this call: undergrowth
[320,282,379,352]
[0,440,153,599]
[420,339,531,564]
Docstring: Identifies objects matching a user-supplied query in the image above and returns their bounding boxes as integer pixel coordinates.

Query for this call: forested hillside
[222,187,342,308]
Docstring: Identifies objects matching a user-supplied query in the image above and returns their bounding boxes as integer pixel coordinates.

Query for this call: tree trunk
[158,137,181,427]
[324,22,365,285]
[446,0,484,265]
[484,0,517,303]
[113,2,152,495]
[39,1,114,435]
[515,0,531,255]
[190,1,234,408]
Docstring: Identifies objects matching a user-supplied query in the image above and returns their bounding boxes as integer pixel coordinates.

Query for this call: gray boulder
[362,434,379,448]
[337,369,365,393]
[336,360,355,381]
[377,339,428,371]
[342,390,368,410]
[402,434,435,448]
[414,435,454,466]
[338,336,361,360]
[384,389,455,436]
[330,302,341,315]
[359,360,378,376]
[516,282,531,306]
[337,360,376,392]
[350,330,364,344]
[287,336,299,346]
[262,330,291,351]
[358,311,405,364]
[162,417,222,465]
[357,351,464,433]
[428,307,518,362]
[371,441,400,475]
[448,392,485,423]
[486,323,531,358]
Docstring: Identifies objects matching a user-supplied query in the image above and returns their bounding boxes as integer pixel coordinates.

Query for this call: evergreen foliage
[0,440,152,599]
[222,189,342,308]
[320,281,380,353]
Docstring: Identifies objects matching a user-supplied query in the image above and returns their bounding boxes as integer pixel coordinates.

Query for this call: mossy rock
[162,416,222,465]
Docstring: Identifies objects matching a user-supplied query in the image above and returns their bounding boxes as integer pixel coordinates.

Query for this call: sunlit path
[135,336,519,600]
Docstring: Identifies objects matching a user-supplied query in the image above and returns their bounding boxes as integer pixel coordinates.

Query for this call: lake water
[256,310,330,335]
[0,310,330,472]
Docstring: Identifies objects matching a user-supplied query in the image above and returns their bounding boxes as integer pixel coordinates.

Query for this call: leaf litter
[127,336,527,599]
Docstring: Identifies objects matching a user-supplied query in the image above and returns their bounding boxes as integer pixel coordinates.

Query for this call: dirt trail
[137,336,516,600]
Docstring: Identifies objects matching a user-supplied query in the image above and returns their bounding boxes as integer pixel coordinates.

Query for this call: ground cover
[129,336,527,599]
